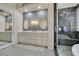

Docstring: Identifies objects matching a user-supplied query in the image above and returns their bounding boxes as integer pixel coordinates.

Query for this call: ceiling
[0,3,78,10]
[0,9,11,16]
[0,3,78,16]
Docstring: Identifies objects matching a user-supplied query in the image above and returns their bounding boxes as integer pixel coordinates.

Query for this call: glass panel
[57,6,78,56]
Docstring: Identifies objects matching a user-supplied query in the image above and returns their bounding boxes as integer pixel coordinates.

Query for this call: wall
[77,6,79,31]
[14,11,23,32]
[12,11,23,44]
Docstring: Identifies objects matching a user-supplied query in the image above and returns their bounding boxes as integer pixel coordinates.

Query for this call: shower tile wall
[58,7,77,32]
[58,7,78,46]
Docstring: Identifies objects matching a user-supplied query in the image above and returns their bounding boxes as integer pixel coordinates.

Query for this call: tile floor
[0,44,55,56]
[57,45,74,56]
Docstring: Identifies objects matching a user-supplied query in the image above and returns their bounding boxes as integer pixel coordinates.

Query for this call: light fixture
[25,9,28,12]
[38,6,41,9]
[31,20,38,25]
[6,22,9,30]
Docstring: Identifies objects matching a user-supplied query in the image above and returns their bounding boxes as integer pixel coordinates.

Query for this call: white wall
[14,11,23,32]
[77,6,79,31]
[0,16,5,32]
[48,4,54,49]
[12,11,23,44]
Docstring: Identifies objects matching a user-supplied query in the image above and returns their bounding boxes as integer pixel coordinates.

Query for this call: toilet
[72,44,79,56]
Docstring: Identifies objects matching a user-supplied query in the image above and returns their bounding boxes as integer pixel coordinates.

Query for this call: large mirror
[23,9,48,31]
[0,9,12,47]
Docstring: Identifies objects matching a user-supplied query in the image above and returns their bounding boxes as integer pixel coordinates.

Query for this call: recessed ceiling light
[38,6,41,9]
[25,9,28,12]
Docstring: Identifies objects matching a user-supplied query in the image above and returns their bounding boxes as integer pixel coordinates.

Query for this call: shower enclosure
[56,4,79,56]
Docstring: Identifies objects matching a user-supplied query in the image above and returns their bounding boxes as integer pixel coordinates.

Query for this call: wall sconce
[31,20,38,26]
[25,9,28,12]
[24,20,29,29]
[6,22,9,30]
[40,20,47,30]
[38,6,41,9]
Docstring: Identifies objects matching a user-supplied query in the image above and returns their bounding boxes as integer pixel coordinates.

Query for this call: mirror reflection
[23,9,48,31]
[0,9,12,47]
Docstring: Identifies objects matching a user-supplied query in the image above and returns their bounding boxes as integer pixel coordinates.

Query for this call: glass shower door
[57,5,79,56]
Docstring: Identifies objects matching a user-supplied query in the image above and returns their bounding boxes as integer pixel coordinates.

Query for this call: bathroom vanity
[18,31,48,47]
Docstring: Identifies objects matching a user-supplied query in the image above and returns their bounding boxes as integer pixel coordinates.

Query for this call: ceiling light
[25,9,28,12]
[31,20,38,25]
[38,6,41,9]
